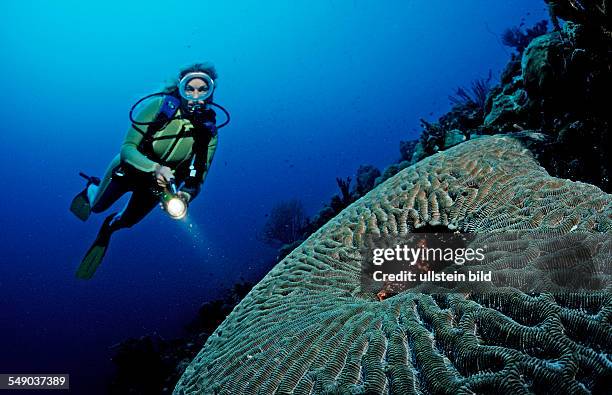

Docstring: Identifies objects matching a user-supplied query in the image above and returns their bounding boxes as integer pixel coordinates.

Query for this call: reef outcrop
[174,136,611,394]
[394,12,610,193]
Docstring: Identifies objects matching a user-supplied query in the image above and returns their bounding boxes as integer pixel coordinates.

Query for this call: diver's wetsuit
[89,97,218,229]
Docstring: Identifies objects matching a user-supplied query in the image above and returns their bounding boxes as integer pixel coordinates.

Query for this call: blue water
[0,0,548,392]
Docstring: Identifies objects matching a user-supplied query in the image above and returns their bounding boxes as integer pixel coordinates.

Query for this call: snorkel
[160,180,188,220]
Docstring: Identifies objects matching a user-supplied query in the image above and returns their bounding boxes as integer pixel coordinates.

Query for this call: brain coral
[175,136,611,395]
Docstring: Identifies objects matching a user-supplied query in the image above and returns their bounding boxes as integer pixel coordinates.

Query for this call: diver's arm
[181,133,218,201]
[120,99,163,173]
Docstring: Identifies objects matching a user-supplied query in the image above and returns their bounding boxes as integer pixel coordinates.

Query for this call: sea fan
[261,199,308,245]
[502,20,549,53]
[448,70,493,110]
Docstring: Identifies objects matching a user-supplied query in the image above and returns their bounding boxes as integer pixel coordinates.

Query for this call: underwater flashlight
[166,196,187,219]
[178,72,215,102]
[161,181,188,220]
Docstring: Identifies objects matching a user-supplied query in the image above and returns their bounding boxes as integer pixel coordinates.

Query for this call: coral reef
[399,140,418,162]
[174,136,612,394]
[545,0,611,38]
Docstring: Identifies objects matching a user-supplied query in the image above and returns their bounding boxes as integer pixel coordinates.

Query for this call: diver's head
[173,63,218,116]
[179,72,214,113]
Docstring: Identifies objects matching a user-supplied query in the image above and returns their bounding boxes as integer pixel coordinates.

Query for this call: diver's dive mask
[178,72,215,115]
[179,72,214,101]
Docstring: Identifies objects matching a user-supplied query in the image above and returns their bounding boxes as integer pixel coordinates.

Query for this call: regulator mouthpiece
[187,102,207,115]
[178,72,214,102]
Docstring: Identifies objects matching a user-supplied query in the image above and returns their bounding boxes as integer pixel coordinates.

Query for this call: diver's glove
[180,165,205,202]
[179,183,199,201]
[153,164,175,187]
[177,191,192,203]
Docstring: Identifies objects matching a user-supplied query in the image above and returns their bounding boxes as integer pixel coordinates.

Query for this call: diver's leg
[76,212,117,280]
[70,155,126,221]
[70,187,95,221]
[108,190,159,230]
[76,187,158,279]
[88,179,128,214]
[90,159,129,213]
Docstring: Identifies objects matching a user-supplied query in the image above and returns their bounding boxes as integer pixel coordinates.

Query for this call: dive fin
[70,189,91,221]
[69,172,101,221]
[75,213,116,280]
[76,243,108,280]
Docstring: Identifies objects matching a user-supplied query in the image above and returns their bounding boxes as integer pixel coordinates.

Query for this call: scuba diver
[70,63,230,279]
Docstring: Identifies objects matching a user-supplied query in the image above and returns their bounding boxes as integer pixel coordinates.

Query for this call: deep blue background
[0,0,548,392]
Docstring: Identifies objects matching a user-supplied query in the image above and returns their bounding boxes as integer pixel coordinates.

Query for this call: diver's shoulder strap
[138,95,181,152]
[158,95,181,120]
